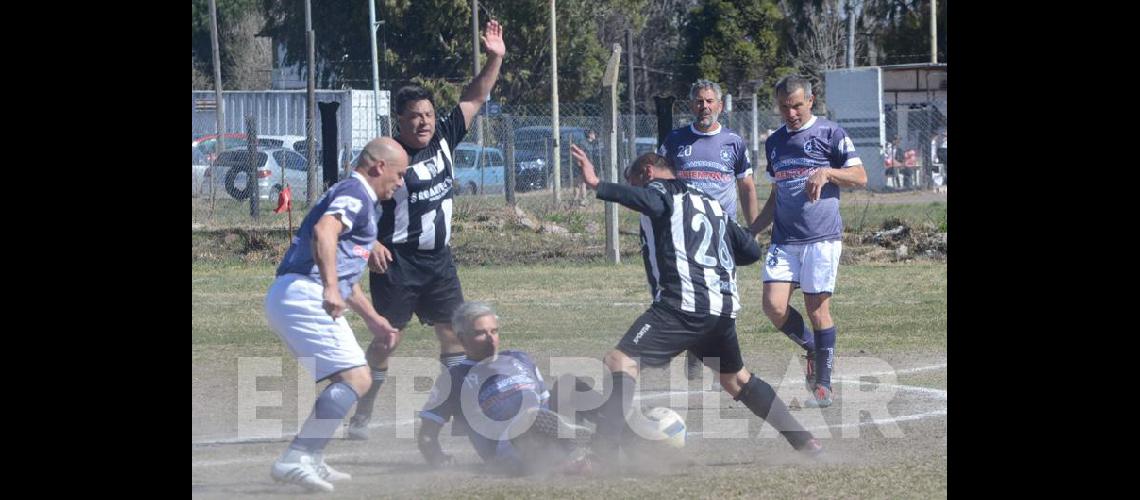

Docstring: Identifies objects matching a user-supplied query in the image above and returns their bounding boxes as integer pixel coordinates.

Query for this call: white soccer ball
[638,406,687,449]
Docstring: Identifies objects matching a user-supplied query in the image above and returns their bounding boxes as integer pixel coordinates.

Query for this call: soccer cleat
[271,451,335,493]
[346,415,370,440]
[560,449,595,476]
[796,437,824,458]
[685,351,703,381]
[531,408,594,448]
[804,384,833,408]
[803,352,816,392]
[312,454,351,482]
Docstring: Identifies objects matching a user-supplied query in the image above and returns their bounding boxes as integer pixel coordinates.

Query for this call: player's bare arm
[749,185,776,235]
[312,214,347,318]
[805,164,867,202]
[346,283,400,351]
[570,144,600,189]
[368,241,392,273]
[728,219,763,266]
[459,20,506,128]
[736,175,760,224]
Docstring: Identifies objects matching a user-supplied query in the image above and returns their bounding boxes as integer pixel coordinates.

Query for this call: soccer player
[263,137,408,492]
[749,75,867,408]
[658,79,759,383]
[348,20,507,439]
[417,301,595,476]
[570,144,823,465]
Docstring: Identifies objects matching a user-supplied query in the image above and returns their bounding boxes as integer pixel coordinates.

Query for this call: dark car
[512,126,588,191]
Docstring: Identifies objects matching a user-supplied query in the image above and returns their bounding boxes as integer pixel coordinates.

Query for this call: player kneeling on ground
[417,301,598,476]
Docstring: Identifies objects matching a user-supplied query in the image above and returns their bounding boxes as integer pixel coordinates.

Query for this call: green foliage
[254,0,609,104]
[681,0,784,99]
[862,0,947,65]
[191,1,260,58]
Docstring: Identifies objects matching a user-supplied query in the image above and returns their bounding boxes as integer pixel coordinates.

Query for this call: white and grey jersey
[596,179,763,318]
[378,106,468,253]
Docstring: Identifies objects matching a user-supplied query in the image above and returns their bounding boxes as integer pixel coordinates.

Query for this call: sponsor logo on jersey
[803,137,825,155]
[633,324,652,344]
[677,170,733,182]
[773,167,816,181]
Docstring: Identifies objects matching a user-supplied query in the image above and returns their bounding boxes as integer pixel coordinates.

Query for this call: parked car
[632,136,657,157]
[512,126,588,191]
[192,133,248,165]
[256,134,308,152]
[203,148,312,202]
[192,148,211,197]
[452,143,505,195]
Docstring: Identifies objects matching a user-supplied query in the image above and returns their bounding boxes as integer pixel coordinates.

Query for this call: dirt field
[193,257,947,497]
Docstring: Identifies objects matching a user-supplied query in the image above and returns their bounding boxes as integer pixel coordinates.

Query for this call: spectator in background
[938,131,947,186]
[928,132,944,187]
[575,129,601,202]
[884,136,901,189]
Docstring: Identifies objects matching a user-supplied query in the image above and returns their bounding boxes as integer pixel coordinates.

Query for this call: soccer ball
[638,406,686,449]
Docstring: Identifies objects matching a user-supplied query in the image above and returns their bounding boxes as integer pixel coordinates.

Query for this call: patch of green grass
[194,191,946,268]
[193,261,946,357]
[192,197,310,230]
[841,201,946,233]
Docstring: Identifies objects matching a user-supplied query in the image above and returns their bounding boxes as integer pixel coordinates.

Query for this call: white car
[257,134,308,153]
[202,148,313,202]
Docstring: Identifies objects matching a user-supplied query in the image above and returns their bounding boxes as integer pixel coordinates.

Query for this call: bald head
[356,136,409,200]
[357,136,407,169]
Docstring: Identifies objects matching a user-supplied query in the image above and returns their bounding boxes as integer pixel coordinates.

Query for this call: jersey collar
[787,115,818,133]
[689,122,722,136]
[351,171,379,203]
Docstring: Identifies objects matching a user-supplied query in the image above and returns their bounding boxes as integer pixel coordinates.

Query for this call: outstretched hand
[570,144,600,189]
[482,20,505,58]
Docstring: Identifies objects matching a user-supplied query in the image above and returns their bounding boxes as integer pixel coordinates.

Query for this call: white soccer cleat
[313,454,352,482]
[271,450,335,493]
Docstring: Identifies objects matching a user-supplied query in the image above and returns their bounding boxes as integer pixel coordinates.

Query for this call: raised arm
[458,20,506,128]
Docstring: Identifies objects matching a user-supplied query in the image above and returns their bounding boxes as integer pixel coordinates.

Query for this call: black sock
[813,327,837,388]
[734,374,814,449]
[596,371,637,460]
[779,307,816,353]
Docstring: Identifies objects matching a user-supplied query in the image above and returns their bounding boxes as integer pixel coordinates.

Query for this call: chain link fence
[194,93,944,229]
[468,100,786,194]
[882,99,947,191]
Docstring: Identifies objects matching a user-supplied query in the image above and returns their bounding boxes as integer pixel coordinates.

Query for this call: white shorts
[761,240,843,294]
[264,273,367,382]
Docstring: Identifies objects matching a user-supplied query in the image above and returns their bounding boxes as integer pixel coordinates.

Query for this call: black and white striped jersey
[378,106,467,253]
[596,179,762,318]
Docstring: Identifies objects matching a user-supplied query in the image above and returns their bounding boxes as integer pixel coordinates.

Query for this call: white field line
[193,362,948,466]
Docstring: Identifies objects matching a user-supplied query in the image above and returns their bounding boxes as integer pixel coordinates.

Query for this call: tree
[488,0,608,104]
[628,0,699,106]
[192,0,268,89]
[257,0,609,105]
[778,0,854,112]
[680,0,786,102]
[860,0,946,65]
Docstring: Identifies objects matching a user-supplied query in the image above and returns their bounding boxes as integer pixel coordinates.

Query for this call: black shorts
[369,245,464,330]
[616,304,744,374]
